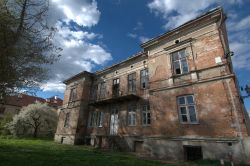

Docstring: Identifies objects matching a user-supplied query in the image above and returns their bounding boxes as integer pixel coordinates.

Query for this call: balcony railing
[89,90,140,106]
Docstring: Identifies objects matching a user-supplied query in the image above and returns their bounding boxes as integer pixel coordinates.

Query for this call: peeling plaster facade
[55,8,250,163]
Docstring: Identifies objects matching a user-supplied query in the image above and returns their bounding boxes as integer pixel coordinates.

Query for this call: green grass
[0,138,248,166]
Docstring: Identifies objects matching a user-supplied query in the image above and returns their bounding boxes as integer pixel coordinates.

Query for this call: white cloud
[230,42,250,70]
[127,33,150,43]
[139,36,150,43]
[133,21,143,31]
[40,0,112,93]
[148,0,215,29]
[147,0,250,71]
[127,33,137,38]
[232,15,250,31]
[51,0,100,27]
[147,0,243,29]
[41,82,66,93]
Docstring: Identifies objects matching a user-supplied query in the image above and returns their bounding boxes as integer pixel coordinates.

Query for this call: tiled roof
[5,94,46,107]
[4,94,63,108]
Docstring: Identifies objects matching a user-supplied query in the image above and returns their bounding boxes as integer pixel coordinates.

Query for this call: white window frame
[172,49,189,75]
[128,104,136,126]
[177,95,198,124]
[140,68,149,89]
[142,102,151,126]
[88,111,103,127]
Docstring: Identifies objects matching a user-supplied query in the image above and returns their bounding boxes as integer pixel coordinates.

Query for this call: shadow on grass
[0,138,249,166]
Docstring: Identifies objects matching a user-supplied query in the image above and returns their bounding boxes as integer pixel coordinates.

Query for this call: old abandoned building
[55,8,250,162]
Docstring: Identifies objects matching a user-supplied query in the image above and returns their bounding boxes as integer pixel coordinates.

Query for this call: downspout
[218,10,246,161]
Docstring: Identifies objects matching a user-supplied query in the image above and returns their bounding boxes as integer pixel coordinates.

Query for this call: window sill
[171,72,190,78]
[128,125,136,127]
[180,122,199,125]
[142,124,151,127]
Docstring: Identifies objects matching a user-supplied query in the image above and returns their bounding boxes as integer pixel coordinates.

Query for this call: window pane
[187,96,194,104]
[172,52,179,61]
[180,107,187,114]
[132,114,136,125]
[188,106,197,122]
[181,59,188,73]
[179,49,186,58]
[174,61,181,74]
[128,114,131,125]
[143,113,147,124]
[178,97,185,105]
[182,115,188,122]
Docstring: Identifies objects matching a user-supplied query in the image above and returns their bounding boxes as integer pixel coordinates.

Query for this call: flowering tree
[6,102,58,137]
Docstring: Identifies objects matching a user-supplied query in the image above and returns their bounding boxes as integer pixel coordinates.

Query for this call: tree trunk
[33,126,38,138]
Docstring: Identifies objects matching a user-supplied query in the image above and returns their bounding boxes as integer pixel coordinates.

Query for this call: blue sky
[37,0,250,113]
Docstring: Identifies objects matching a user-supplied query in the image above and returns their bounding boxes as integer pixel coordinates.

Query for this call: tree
[0,113,13,135]
[6,102,58,137]
[0,0,61,100]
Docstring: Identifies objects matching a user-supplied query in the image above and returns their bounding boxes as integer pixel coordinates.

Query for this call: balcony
[89,91,141,106]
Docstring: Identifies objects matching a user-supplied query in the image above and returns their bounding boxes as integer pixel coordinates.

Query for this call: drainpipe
[218,10,246,162]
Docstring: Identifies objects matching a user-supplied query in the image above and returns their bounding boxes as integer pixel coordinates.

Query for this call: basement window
[184,146,203,161]
[172,49,189,75]
[177,95,198,124]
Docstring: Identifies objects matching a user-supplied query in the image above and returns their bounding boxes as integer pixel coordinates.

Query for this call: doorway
[110,107,119,135]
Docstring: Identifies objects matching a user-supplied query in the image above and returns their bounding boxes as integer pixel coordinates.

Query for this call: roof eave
[140,7,223,49]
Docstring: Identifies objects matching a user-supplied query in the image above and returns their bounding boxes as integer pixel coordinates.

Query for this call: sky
[36,0,250,113]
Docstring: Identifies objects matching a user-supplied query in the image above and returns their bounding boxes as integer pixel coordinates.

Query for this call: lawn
[0,137,247,166]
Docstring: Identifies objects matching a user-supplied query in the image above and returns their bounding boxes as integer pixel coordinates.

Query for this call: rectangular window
[172,49,189,75]
[140,68,149,89]
[69,88,77,101]
[128,73,136,93]
[64,113,70,127]
[142,102,150,125]
[99,82,106,99]
[89,111,103,127]
[90,85,98,100]
[97,112,104,127]
[177,95,197,123]
[128,104,136,126]
[113,78,120,97]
